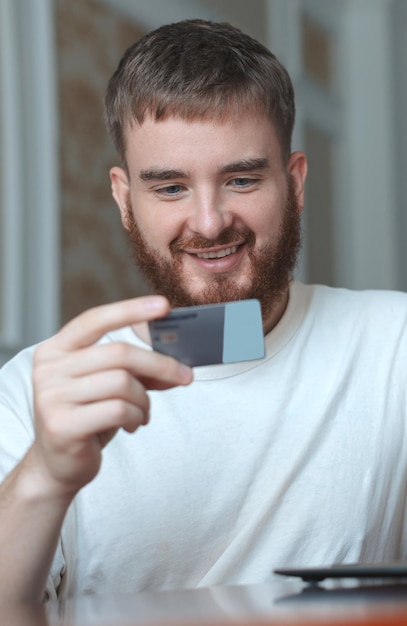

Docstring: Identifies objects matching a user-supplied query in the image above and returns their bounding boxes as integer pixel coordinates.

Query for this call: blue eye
[155,184,185,198]
[163,185,182,194]
[232,177,256,188]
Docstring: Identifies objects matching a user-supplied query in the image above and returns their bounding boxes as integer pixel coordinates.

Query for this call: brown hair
[104,19,295,165]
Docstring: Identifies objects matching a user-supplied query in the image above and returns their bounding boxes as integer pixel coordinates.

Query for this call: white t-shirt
[1,282,407,599]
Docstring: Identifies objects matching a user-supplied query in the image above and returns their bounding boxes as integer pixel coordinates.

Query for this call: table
[2,579,407,625]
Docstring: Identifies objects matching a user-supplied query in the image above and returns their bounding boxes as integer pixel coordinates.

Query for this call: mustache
[170,227,255,252]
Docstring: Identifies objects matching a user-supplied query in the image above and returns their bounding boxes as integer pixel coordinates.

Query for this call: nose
[187,190,233,240]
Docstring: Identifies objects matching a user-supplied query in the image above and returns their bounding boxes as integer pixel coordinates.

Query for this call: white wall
[0,0,59,366]
[270,0,401,291]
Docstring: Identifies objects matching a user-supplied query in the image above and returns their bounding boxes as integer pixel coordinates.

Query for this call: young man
[1,19,407,603]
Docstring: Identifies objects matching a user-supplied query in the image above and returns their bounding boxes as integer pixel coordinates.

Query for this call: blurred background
[1,0,406,364]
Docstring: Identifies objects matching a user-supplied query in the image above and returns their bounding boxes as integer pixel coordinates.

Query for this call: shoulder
[299,282,407,320]
[291,283,407,351]
[0,343,37,393]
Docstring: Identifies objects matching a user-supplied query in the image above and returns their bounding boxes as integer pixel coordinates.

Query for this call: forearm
[0,446,72,603]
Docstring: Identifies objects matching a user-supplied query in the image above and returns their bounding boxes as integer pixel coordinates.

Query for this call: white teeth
[197,246,238,259]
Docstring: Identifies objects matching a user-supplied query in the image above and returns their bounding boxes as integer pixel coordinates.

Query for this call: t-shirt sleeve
[0,345,66,599]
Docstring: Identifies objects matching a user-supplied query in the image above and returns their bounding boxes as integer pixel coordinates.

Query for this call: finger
[57,370,150,416]
[77,399,149,434]
[50,296,170,352]
[44,399,148,440]
[35,342,193,389]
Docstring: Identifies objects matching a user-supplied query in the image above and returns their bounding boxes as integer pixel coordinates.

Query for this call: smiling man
[1,19,407,604]
[111,115,305,333]
[105,20,307,331]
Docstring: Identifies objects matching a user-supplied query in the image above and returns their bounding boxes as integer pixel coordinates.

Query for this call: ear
[110,166,131,229]
[287,151,307,212]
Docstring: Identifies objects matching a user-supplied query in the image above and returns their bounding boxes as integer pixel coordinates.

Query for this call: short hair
[104,19,295,165]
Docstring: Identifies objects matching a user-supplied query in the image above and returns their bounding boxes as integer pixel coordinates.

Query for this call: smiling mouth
[195,245,240,259]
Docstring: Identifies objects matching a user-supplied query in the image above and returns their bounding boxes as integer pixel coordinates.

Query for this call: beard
[124,180,302,322]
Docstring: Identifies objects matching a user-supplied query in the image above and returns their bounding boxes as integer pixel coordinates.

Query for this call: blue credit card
[148,299,265,367]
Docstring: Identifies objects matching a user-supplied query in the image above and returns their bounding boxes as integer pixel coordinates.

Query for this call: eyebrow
[138,157,270,182]
[219,157,270,174]
[139,168,187,182]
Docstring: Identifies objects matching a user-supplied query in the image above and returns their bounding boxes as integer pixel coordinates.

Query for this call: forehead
[124,114,283,170]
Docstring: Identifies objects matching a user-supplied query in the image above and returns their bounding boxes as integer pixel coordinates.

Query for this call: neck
[262,286,290,336]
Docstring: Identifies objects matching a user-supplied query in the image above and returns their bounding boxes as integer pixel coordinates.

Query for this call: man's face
[111,115,306,331]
